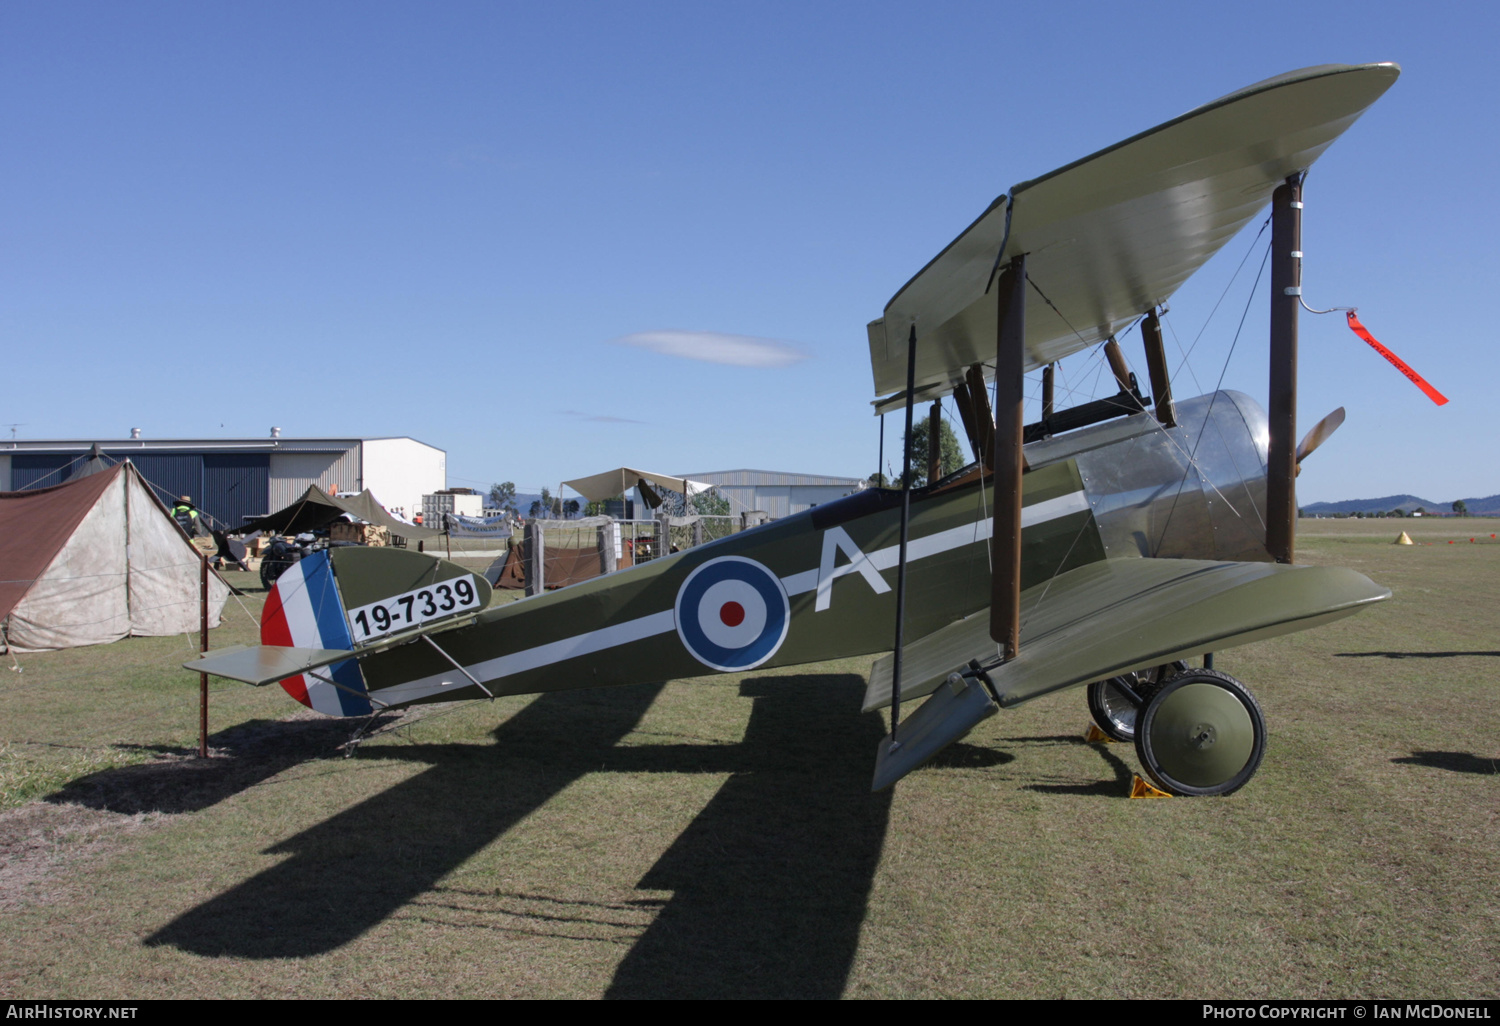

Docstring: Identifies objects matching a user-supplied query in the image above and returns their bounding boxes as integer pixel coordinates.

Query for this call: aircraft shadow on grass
[1391,751,1499,776]
[1335,651,1500,659]
[47,715,402,816]
[1011,734,1134,796]
[146,675,924,998]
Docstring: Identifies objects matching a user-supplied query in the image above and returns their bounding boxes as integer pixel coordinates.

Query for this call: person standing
[172,496,202,537]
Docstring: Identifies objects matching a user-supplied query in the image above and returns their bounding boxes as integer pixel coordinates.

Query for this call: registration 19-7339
[346,576,483,641]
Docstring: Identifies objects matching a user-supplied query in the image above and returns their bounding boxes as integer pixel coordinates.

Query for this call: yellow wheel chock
[1130,775,1173,798]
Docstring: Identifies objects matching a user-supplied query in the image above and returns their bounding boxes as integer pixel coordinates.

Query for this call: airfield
[0,516,1494,999]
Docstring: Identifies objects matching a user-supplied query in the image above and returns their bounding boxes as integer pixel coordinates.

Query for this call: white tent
[560,467,712,509]
[0,461,230,652]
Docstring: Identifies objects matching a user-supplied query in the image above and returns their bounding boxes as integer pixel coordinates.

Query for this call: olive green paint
[357,463,1103,702]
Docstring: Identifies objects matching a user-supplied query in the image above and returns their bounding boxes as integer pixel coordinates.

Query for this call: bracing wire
[1172,215,1272,382]
[1011,224,1282,630]
[1152,236,1274,553]
[1021,270,1245,516]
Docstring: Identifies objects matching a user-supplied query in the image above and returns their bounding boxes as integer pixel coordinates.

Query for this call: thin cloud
[560,410,650,425]
[442,145,531,172]
[613,330,809,368]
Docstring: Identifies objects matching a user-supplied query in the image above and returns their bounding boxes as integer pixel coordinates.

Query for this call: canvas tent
[0,462,230,652]
[235,485,444,541]
[71,444,114,481]
[561,467,711,509]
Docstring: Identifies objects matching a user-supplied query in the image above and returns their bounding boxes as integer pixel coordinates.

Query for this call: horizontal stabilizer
[183,645,362,687]
[865,558,1389,712]
[871,674,998,791]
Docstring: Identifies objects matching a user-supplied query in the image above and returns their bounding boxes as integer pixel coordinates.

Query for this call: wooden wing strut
[1266,175,1302,565]
[965,363,994,469]
[990,254,1026,658]
[1141,309,1176,427]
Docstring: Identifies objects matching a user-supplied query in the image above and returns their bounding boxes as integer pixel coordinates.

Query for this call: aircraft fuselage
[350,390,1271,710]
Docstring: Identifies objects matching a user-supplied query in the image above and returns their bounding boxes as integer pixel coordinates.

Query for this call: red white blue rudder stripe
[261,551,372,717]
[674,556,790,672]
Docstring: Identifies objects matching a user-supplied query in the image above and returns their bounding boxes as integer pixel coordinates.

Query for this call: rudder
[262,550,371,716]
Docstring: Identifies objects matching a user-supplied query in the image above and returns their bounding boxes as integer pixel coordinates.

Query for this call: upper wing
[863,556,1389,712]
[868,63,1400,403]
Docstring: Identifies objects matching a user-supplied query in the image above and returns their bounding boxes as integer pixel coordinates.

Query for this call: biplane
[189,63,1410,796]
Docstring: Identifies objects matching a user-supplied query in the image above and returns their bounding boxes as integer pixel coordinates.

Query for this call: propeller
[1295,407,1345,476]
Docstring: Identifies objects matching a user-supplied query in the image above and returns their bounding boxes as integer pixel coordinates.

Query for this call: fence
[512,512,766,596]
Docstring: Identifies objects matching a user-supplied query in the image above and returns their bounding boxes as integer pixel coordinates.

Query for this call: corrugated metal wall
[8,454,78,490]
[684,470,866,520]
[788,485,858,514]
[202,454,271,527]
[5,439,374,528]
[8,453,272,529]
[686,470,866,488]
[268,449,359,509]
[742,485,791,518]
[128,455,204,515]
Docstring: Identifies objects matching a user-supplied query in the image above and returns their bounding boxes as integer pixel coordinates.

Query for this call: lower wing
[865,556,1387,791]
[865,556,1389,713]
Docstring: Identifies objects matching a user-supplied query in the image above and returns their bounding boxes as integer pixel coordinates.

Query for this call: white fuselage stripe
[280,561,347,717]
[373,490,1089,702]
[373,610,678,705]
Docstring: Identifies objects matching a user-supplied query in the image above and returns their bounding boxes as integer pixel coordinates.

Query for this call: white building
[422,489,484,521]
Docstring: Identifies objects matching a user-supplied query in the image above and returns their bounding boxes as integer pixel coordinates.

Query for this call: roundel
[674,556,790,672]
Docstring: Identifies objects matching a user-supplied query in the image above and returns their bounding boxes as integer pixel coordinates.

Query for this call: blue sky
[4,1,1495,504]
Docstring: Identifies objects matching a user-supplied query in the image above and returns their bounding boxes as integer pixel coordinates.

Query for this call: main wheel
[1087,662,1188,742]
[260,557,293,589]
[1134,669,1265,796]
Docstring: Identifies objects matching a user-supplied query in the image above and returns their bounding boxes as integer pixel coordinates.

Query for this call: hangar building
[0,435,445,530]
[681,469,869,520]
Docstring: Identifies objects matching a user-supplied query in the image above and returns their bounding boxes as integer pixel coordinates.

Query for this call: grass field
[0,519,1495,998]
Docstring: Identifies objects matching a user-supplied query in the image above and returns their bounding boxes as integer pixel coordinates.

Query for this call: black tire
[1086,662,1188,742]
[260,557,293,589]
[1134,669,1266,796]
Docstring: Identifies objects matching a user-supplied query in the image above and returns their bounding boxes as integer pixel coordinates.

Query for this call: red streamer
[1346,312,1448,406]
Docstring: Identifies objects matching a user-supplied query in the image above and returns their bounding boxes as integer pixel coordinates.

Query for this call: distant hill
[1303,494,1437,515]
[1303,493,1500,516]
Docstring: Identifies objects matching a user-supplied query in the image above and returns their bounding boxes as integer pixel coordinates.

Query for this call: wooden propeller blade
[1296,407,1346,467]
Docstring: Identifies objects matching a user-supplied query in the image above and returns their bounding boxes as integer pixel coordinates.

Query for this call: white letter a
[816,526,891,611]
